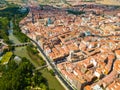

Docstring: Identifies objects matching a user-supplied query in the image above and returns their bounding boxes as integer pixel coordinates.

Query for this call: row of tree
[0,4,49,90]
[0,17,10,44]
[0,3,29,43]
[27,44,46,66]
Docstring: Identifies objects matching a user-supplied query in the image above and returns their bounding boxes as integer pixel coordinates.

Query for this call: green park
[0,3,64,90]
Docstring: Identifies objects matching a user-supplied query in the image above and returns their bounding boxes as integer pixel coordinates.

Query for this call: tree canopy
[0,57,48,90]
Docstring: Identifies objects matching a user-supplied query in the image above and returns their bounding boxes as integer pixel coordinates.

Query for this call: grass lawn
[14,47,65,90]
[9,34,44,67]
[13,46,40,67]
[0,52,13,64]
[27,48,45,66]
[40,68,65,90]
[9,34,65,90]
[9,34,21,44]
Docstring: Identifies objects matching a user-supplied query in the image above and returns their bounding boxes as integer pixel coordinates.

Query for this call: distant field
[6,0,24,5]
[6,0,120,6]
[6,0,67,6]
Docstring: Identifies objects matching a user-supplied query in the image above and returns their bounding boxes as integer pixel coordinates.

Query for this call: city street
[30,39,75,90]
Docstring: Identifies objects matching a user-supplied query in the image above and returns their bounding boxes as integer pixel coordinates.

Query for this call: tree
[49,69,55,76]
[0,57,48,90]
[32,71,46,86]
[40,83,48,90]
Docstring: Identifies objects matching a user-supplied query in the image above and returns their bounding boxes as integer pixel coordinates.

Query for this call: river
[8,20,37,66]
[8,20,65,90]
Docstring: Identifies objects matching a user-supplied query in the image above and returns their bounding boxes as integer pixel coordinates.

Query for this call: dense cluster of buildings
[20,4,120,90]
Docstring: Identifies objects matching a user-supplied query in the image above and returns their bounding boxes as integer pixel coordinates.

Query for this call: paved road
[30,39,74,90]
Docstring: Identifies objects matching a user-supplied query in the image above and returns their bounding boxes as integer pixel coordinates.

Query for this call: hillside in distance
[5,0,120,6]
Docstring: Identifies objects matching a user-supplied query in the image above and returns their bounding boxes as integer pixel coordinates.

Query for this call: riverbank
[8,13,65,90]
[40,68,65,90]
[8,32,44,67]
[9,34,65,90]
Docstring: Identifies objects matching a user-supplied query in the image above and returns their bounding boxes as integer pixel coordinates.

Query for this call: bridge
[11,42,30,47]
[34,65,48,71]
